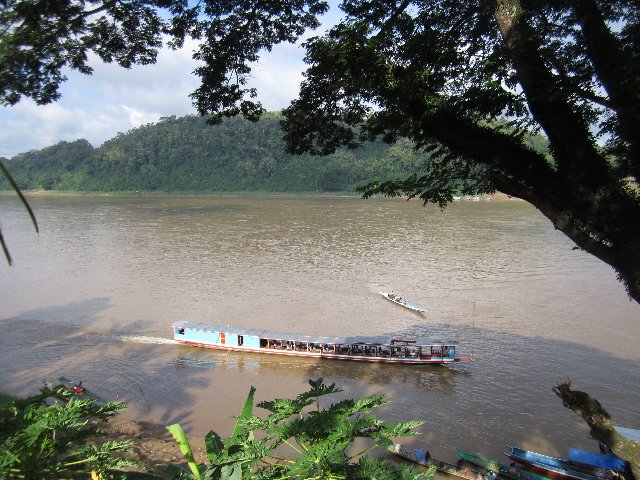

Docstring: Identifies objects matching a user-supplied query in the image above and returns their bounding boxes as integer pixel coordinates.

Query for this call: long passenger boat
[172,322,472,365]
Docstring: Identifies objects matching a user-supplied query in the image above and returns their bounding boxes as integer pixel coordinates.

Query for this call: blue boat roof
[173,321,458,346]
[569,449,626,471]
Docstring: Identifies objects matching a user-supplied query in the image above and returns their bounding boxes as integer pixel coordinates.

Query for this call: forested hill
[0,113,435,193]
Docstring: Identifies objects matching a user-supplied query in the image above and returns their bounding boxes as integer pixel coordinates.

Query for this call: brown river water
[0,194,638,465]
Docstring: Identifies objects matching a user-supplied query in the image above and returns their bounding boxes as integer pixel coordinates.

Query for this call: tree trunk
[553,380,639,480]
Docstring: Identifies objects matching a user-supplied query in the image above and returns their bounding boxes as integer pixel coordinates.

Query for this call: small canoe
[390,444,485,480]
[505,446,612,480]
[458,450,549,480]
[381,292,425,313]
[41,377,96,405]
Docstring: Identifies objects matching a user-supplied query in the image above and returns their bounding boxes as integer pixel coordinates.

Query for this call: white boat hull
[380,292,425,313]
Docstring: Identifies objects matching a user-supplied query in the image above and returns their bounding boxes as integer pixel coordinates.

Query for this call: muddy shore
[103,413,208,467]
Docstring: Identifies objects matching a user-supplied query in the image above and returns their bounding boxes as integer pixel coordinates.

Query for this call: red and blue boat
[504,446,625,480]
[458,449,550,480]
[390,444,485,479]
[173,322,472,365]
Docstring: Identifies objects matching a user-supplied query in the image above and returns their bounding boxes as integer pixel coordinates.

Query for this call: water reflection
[175,355,218,370]
[173,349,471,395]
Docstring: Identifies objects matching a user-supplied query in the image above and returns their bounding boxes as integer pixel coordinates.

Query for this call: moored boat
[390,444,486,480]
[504,446,613,480]
[568,449,626,474]
[41,377,97,405]
[381,292,425,313]
[173,322,472,365]
[458,450,549,480]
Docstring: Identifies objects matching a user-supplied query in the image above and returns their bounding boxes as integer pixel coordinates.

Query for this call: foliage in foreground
[161,378,434,480]
[0,384,138,479]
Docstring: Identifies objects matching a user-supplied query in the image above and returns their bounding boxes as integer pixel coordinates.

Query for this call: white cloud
[0,41,201,158]
[0,39,301,158]
[249,42,307,111]
[0,6,341,159]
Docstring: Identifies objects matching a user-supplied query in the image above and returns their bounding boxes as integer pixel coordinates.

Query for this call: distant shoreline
[1,189,520,201]
[1,189,360,198]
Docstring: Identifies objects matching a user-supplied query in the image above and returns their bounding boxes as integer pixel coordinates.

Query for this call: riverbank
[102,413,208,466]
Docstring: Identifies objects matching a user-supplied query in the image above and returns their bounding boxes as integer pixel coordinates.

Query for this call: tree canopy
[280,0,640,304]
[1,0,639,303]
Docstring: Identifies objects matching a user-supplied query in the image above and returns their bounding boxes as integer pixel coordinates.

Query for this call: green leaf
[167,423,203,480]
[220,464,242,480]
[230,386,255,439]
[205,430,224,461]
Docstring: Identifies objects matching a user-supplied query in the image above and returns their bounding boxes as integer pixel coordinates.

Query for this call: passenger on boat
[72,382,85,394]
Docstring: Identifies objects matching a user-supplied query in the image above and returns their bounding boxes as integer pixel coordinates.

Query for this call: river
[0,193,638,465]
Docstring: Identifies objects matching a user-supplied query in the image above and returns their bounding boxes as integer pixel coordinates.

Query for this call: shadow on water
[7,297,113,326]
[1,304,638,465]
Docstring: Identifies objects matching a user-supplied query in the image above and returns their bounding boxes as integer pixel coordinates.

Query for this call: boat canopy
[173,321,458,347]
[568,449,626,472]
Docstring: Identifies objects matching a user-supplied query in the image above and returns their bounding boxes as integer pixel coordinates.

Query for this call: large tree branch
[493,0,610,187]
[415,109,640,303]
[553,380,639,480]
[489,174,616,264]
[490,0,640,301]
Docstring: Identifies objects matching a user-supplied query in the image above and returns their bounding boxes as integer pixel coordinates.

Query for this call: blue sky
[0,7,341,159]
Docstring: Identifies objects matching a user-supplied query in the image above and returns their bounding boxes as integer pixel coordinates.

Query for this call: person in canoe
[72,382,85,394]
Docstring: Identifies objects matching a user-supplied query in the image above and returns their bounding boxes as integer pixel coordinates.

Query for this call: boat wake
[112,335,177,345]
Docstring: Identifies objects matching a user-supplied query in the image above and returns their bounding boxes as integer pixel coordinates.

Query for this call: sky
[0,7,341,159]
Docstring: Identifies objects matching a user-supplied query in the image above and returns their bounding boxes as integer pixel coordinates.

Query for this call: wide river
[0,194,638,465]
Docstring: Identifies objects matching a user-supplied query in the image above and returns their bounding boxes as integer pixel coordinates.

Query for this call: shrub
[162,378,434,480]
[0,384,138,479]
